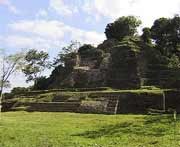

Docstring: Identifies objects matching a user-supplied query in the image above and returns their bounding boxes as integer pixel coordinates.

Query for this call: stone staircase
[106,96,119,114]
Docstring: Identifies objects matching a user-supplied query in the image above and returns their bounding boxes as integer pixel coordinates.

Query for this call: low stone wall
[164,90,180,112]
[26,102,81,112]
[86,91,180,114]
[107,45,141,89]
[2,102,16,112]
[2,90,180,114]
[116,92,163,114]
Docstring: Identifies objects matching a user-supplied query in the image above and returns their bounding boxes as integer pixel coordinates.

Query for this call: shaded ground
[0,112,180,147]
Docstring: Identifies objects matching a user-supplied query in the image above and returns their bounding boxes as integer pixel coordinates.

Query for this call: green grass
[0,112,180,147]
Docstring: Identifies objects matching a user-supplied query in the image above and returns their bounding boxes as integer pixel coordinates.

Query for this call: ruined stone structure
[47,37,180,89]
[3,89,180,114]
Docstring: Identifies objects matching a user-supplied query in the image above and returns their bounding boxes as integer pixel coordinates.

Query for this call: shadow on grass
[73,115,174,139]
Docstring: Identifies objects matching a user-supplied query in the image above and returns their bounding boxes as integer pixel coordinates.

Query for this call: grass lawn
[0,112,180,147]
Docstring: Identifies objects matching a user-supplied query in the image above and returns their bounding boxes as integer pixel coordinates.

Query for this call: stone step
[27,107,78,112]
[11,107,28,111]
[106,98,119,114]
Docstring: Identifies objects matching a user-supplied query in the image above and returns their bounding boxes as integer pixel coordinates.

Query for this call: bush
[33,76,48,90]
[11,87,30,95]
[78,44,105,68]
[78,44,96,58]
[3,93,14,99]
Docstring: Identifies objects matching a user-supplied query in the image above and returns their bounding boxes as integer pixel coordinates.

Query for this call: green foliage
[3,87,30,100]
[22,49,50,83]
[11,87,29,95]
[78,44,96,58]
[168,54,180,68]
[151,15,180,57]
[141,27,151,43]
[54,41,81,66]
[0,50,25,99]
[105,16,142,40]
[33,76,48,90]
[78,44,104,67]
[62,40,81,54]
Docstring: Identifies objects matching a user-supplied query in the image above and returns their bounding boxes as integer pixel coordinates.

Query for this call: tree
[33,76,48,90]
[78,44,104,67]
[105,16,142,41]
[169,15,180,53]
[151,17,171,55]
[151,15,180,57]
[61,40,81,54]
[141,27,151,43]
[22,49,50,85]
[78,44,96,58]
[53,41,81,67]
[0,49,24,112]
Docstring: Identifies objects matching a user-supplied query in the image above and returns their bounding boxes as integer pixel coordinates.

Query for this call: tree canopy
[22,49,50,84]
[78,44,97,58]
[151,15,180,57]
[105,16,142,41]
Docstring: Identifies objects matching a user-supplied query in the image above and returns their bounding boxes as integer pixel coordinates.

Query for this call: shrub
[11,87,29,95]
[33,76,48,90]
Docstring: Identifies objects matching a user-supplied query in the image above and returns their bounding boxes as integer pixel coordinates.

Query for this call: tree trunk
[0,87,3,113]
[0,81,4,112]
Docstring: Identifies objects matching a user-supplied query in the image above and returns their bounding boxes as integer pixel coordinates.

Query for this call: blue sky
[0,0,180,89]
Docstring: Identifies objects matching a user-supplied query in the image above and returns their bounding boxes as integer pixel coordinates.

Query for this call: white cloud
[4,20,105,51]
[83,0,180,27]
[36,9,48,17]
[4,35,64,51]
[0,0,18,14]
[5,36,34,48]
[9,20,65,40]
[49,0,78,16]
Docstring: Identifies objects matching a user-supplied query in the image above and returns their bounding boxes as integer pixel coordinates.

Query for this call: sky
[0,0,180,90]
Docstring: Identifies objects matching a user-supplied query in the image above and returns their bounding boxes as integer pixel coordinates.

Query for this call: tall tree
[151,17,171,55]
[151,15,180,57]
[169,15,180,53]
[22,49,50,85]
[0,49,24,112]
[105,16,142,41]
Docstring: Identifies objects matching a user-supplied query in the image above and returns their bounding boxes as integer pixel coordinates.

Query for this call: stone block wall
[107,45,141,89]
